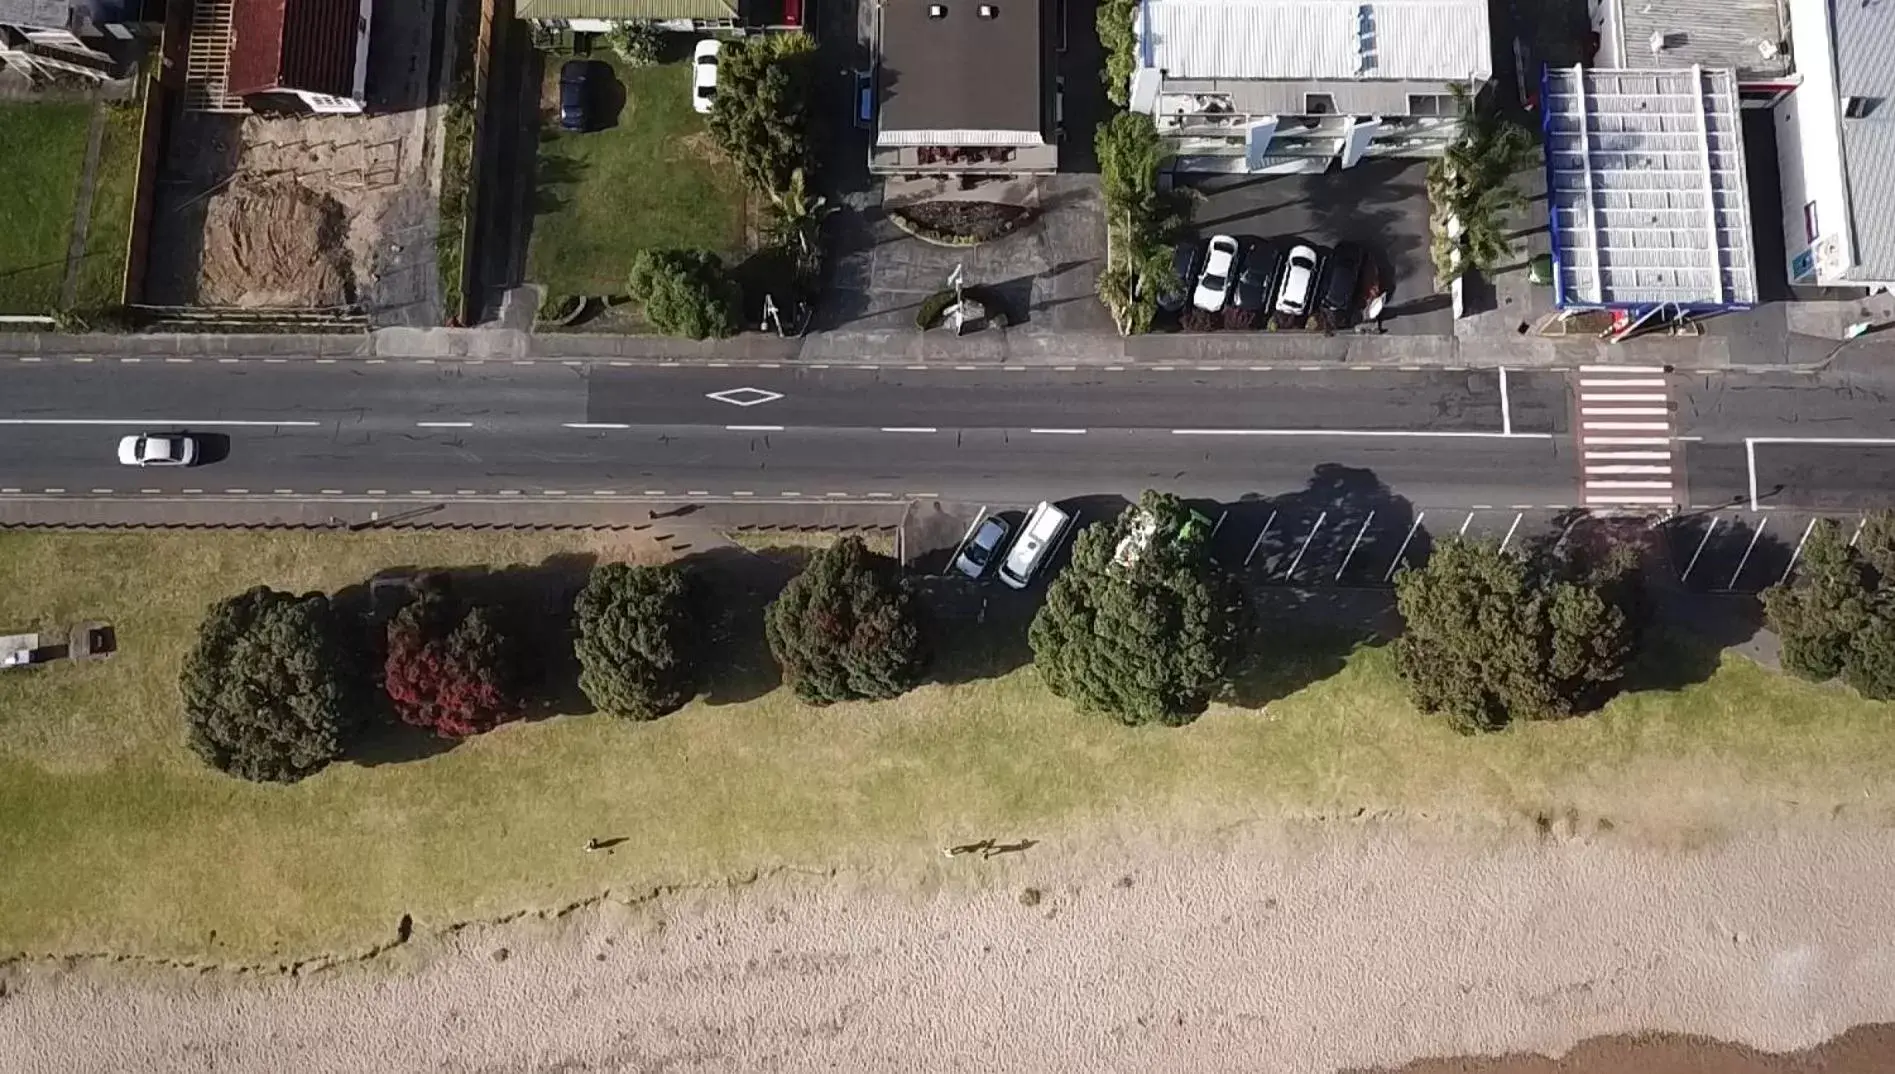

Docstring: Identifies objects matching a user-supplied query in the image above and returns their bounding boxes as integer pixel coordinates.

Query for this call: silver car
[117,433,198,467]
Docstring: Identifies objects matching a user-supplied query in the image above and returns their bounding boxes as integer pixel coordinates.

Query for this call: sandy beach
[5,818,1895,1073]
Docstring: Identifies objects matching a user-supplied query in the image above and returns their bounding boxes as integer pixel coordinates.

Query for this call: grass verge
[0,102,92,314]
[2,531,1894,964]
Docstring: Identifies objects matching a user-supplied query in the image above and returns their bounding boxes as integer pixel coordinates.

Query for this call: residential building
[0,0,137,81]
[1542,67,1758,317]
[226,0,374,114]
[1125,0,1492,172]
[516,0,742,31]
[1774,0,1895,290]
[869,0,1057,175]
[1589,0,1795,107]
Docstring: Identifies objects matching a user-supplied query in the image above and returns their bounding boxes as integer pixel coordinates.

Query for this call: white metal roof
[1137,0,1491,82]
[1543,66,1758,308]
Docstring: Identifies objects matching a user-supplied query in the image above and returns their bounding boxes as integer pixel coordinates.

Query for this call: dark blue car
[559,60,592,132]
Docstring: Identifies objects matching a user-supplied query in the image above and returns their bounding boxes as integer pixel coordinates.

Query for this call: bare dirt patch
[200,179,354,307]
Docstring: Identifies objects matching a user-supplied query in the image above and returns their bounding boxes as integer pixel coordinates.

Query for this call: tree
[764,537,928,704]
[706,33,816,197]
[1029,492,1246,724]
[1845,598,1895,701]
[1393,539,1640,732]
[574,563,702,719]
[1096,0,1137,107]
[766,167,834,275]
[181,586,367,782]
[383,577,524,738]
[1096,112,1185,334]
[1427,83,1539,284]
[1762,519,1873,682]
[606,22,666,66]
[627,248,740,339]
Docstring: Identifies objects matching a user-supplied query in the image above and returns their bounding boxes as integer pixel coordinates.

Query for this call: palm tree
[1428,84,1540,284]
[768,168,834,272]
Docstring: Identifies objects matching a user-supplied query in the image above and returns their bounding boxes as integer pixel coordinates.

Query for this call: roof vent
[928,3,946,16]
[1648,30,1667,52]
[978,3,997,15]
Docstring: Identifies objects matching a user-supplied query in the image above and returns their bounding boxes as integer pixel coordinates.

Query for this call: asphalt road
[1,359,1893,511]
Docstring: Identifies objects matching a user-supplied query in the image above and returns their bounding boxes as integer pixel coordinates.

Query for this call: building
[516,0,742,31]
[869,0,1057,175]
[1125,0,1492,172]
[225,0,373,113]
[0,0,136,81]
[1590,0,1795,108]
[1773,0,1895,291]
[1541,67,1758,317]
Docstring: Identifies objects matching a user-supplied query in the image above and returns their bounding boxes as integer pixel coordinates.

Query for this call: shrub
[627,248,740,339]
[1845,601,1895,700]
[916,289,957,329]
[181,586,368,782]
[1096,0,1138,107]
[1029,491,1247,724]
[1762,519,1872,682]
[384,577,524,738]
[607,22,666,66]
[1180,306,1219,332]
[764,537,928,704]
[706,33,816,197]
[1222,305,1258,330]
[574,563,702,719]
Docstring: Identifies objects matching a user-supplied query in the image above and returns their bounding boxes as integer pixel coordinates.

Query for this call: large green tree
[764,537,928,705]
[574,562,702,719]
[181,586,368,782]
[1761,519,1873,683]
[627,248,740,340]
[1029,492,1246,725]
[706,32,815,197]
[1393,539,1640,732]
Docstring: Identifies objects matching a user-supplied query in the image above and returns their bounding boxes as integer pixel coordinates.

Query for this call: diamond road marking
[705,387,785,407]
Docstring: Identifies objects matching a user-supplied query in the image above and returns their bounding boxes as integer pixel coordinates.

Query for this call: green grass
[69,102,139,311]
[0,103,92,313]
[525,56,747,297]
[3,531,1895,964]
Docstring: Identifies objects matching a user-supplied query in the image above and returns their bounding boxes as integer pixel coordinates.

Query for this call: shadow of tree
[674,544,813,705]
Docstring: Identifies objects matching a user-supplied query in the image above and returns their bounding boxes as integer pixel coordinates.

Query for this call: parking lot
[1173,160,1447,335]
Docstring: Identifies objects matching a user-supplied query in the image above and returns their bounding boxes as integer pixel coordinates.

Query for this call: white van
[998,501,1072,589]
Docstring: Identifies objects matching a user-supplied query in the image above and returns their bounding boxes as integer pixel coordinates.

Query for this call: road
[1,357,1892,512]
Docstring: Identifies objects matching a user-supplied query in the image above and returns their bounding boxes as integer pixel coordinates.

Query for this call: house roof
[0,0,73,29]
[228,0,360,98]
[1604,0,1789,80]
[1136,0,1490,82]
[1833,0,1895,282]
[515,0,739,18]
[1543,67,1758,308]
[875,0,1045,145]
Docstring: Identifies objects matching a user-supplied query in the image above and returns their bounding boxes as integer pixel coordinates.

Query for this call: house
[516,0,742,31]
[0,0,137,81]
[1773,0,1895,291]
[226,0,373,114]
[1589,0,1795,108]
[1542,67,1758,318]
[1126,0,1492,172]
[869,0,1058,175]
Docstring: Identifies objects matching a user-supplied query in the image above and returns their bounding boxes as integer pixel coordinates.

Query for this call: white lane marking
[1171,428,1556,439]
[182,488,202,494]
[165,358,192,364]
[1587,479,1675,489]
[1580,378,1667,388]
[826,491,850,498]
[1384,511,1424,581]
[780,491,802,497]
[1580,406,1671,416]
[410,489,433,495]
[1582,421,1670,431]
[1283,511,1327,581]
[1580,364,1667,373]
[0,488,20,494]
[1030,428,1087,435]
[1747,439,1759,512]
[1586,493,1676,505]
[908,365,927,370]
[727,424,783,431]
[225,487,250,494]
[563,422,629,430]
[90,487,113,494]
[1499,366,1511,437]
[499,489,522,496]
[1584,435,1672,445]
[733,490,754,497]
[686,490,709,496]
[881,427,937,433]
[1584,464,1674,475]
[1581,393,1669,403]
[416,421,473,428]
[1584,450,1672,460]
[592,490,615,496]
[45,487,65,493]
[142,487,161,494]
[0,419,321,427]
[868,491,895,498]
[73,357,94,363]
[1244,510,1278,567]
[1729,517,1768,590]
[1781,517,1820,583]
[366,489,386,495]
[319,489,342,495]
[274,488,293,494]
[644,489,666,496]
[1745,436,1895,445]
[1681,516,1722,583]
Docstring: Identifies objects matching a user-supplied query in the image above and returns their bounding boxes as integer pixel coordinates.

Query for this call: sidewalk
[2,319,1889,371]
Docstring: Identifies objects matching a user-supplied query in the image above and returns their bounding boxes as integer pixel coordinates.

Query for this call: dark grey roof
[1834,0,1895,282]
[875,0,1045,143]
[1612,0,1789,79]
[0,0,73,28]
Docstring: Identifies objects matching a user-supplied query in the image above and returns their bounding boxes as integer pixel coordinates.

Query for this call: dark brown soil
[1358,1025,1895,1074]
[894,200,1034,242]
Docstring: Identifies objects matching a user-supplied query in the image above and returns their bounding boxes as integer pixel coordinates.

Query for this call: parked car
[1191,234,1240,312]
[953,515,1014,580]
[1275,243,1321,318]
[999,501,1072,590]
[1232,239,1282,312]
[692,39,722,114]
[1319,241,1367,322]
[853,68,873,129]
[116,433,197,467]
[1155,241,1201,312]
[558,60,591,131]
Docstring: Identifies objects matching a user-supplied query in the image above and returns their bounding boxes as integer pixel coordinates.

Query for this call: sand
[4,819,1894,1073]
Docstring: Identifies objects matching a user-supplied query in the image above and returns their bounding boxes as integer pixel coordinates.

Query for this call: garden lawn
[3,531,1895,964]
[525,56,747,299]
[0,103,91,313]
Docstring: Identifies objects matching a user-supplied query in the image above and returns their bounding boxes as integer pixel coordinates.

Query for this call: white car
[1191,234,1240,312]
[691,39,721,114]
[1275,243,1321,317]
[117,433,197,467]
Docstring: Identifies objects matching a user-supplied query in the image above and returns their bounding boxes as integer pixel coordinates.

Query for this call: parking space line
[1244,510,1278,567]
[1782,517,1820,584]
[1458,511,1476,537]
[1728,517,1768,591]
[1852,516,1868,547]
[1551,513,1584,555]
[1681,516,1723,583]
[1384,511,1425,581]
[1335,512,1375,581]
[1284,511,1327,581]
[1498,512,1523,553]
[1210,509,1228,538]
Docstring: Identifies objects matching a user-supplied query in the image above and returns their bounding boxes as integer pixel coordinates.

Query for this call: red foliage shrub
[384,581,522,738]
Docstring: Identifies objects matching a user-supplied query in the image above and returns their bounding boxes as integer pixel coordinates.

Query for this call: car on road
[691,39,722,114]
[1319,241,1366,323]
[999,501,1072,589]
[558,60,592,131]
[1154,241,1201,312]
[953,515,1013,579]
[1232,239,1282,313]
[117,433,197,467]
[1191,234,1240,312]
[1275,243,1321,318]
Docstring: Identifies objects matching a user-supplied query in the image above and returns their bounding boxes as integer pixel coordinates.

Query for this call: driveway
[1177,160,1449,335]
